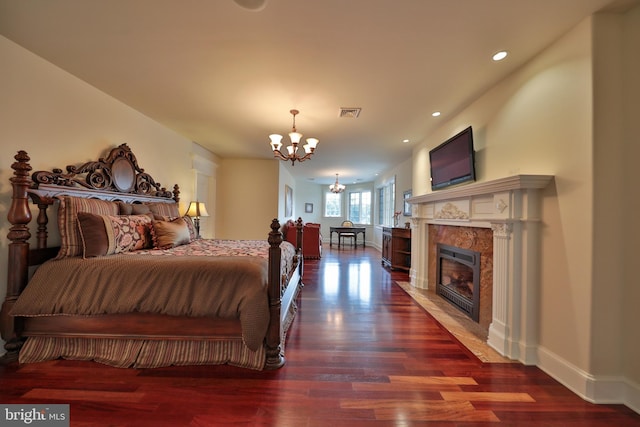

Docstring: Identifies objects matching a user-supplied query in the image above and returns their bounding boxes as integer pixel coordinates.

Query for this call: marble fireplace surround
[408,175,553,365]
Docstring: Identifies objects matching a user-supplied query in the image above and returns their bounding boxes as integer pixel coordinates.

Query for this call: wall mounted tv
[429,126,476,190]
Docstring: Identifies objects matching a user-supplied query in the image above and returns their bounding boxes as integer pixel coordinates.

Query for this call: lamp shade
[288,131,302,144]
[269,134,283,151]
[186,201,209,218]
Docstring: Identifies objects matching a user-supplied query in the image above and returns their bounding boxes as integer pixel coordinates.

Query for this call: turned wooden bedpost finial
[7,151,32,243]
[268,218,282,246]
[1,151,33,362]
[173,184,180,203]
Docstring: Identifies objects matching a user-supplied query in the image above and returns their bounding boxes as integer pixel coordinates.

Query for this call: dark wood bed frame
[0,144,303,369]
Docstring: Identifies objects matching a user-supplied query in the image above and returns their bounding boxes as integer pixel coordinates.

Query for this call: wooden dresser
[381,227,411,271]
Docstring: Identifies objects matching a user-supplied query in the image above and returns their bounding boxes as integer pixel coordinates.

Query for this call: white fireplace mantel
[407,175,553,365]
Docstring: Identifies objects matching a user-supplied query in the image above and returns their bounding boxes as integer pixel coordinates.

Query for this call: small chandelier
[269,109,319,166]
[329,174,345,193]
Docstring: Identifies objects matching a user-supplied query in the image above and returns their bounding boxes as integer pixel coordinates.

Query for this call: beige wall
[372,157,413,248]
[0,36,199,352]
[393,157,414,224]
[619,4,640,387]
[215,158,279,240]
[412,6,639,409]
[412,17,594,369]
[591,11,626,381]
[278,163,296,223]
[293,179,323,224]
[190,143,220,239]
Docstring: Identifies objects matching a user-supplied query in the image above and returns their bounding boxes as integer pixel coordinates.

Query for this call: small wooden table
[329,226,366,248]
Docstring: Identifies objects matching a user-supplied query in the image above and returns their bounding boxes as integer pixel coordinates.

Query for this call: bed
[0,144,304,370]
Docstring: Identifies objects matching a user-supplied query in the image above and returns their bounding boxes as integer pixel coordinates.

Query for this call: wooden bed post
[295,217,304,277]
[1,151,33,363]
[264,218,284,369]
[295,217,303,248]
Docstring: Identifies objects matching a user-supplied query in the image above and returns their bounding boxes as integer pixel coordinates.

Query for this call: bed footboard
[264,217,303,369]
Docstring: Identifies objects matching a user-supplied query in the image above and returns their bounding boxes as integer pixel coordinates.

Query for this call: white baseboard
[537,345,640,414]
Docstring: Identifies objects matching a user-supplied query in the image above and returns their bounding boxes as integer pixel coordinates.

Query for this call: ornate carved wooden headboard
[2,144,180,356]
[8,143,180,252]
[29,143,179,201]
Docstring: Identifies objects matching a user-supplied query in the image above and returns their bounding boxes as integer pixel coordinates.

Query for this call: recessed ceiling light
[492,51,508,61]
[233,0,267,11]
[432,111,441,117]
[402,139,410,143]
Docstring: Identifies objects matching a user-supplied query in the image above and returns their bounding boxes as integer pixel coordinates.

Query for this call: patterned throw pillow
[56,196,119,258]
[78,213,153,257]
[103,214,153,254]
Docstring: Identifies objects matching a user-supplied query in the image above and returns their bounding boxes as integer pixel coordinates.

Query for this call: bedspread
[10,239,296,351]
[130,238,297,281]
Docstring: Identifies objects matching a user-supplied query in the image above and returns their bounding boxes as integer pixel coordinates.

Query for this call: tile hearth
[395,281,511,363]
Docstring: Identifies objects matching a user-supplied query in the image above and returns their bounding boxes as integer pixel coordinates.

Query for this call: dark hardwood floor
[1,245,639,426]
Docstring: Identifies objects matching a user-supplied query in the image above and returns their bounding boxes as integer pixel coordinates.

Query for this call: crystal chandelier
[269,109,319,166]
[329,174,345,193]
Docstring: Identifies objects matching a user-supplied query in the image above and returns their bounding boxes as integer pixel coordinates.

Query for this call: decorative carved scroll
[31,143,174,199]
[435,202,470,220]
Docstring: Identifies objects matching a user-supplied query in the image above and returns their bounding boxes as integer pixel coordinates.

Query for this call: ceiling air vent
[339,107,361,118]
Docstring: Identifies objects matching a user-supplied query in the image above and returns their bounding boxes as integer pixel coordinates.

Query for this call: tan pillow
[117,201,134,215]
[152,218,191,249]
[145,202,180,219]
[131,203,152,215]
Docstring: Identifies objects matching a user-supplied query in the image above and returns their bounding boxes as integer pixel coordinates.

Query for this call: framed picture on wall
[285,185,293,217]
[403,190,412,216]
[305,203,313,213]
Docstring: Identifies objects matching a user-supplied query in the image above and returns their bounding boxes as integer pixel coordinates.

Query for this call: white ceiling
[0,0,629,185]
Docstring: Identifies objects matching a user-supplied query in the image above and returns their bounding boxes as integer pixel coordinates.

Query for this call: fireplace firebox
[436,243,480,322]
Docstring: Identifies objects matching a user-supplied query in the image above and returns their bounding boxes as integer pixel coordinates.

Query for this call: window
[324,192,342,217]
[377,179,395,226]
[348,191,371,224]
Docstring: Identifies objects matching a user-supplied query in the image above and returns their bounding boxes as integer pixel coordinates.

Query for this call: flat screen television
[429,126,476,190]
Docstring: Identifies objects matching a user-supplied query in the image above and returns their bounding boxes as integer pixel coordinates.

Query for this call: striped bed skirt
[18,300,298,370]
[19,337,267,370]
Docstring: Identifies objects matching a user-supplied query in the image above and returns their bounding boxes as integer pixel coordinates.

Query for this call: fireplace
[407,174,553,364]
[436,244,480,322]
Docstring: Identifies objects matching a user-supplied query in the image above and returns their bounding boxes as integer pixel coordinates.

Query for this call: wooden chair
[340,220,356,247]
